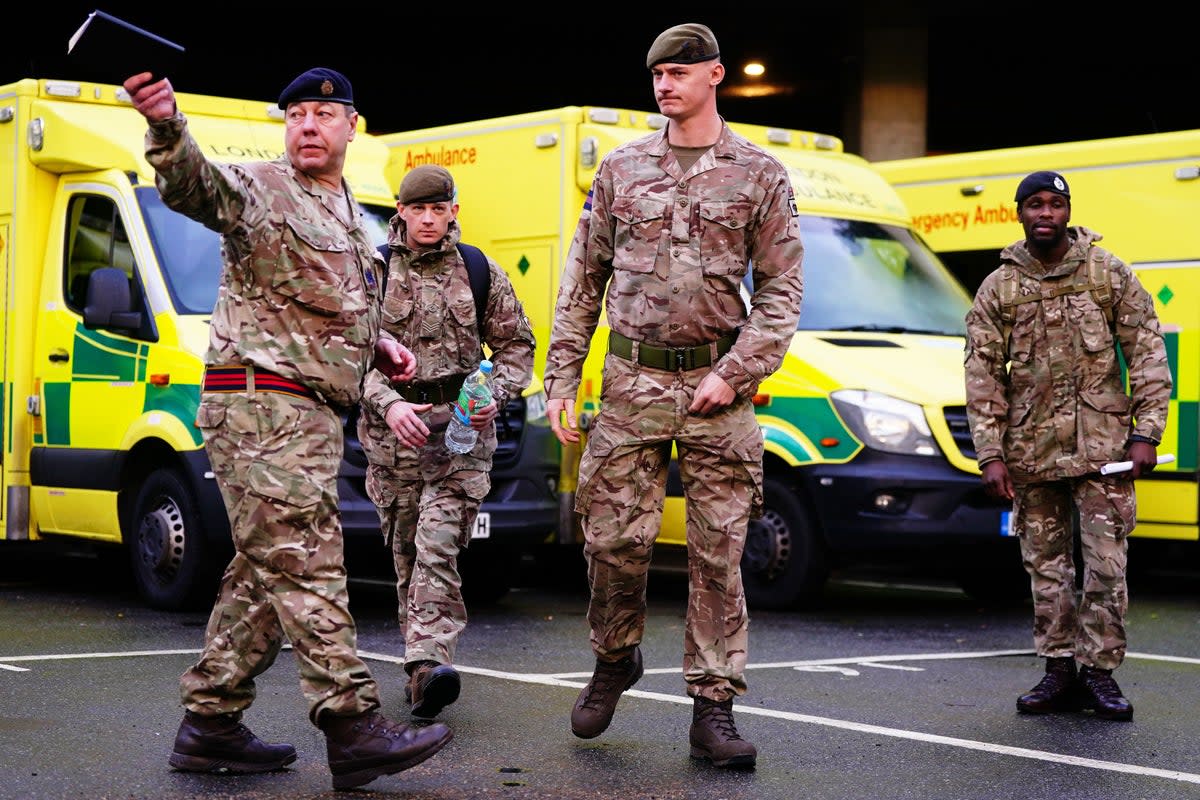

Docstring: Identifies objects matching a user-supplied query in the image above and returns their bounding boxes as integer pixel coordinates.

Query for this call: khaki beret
[277,67,354,109]
[646,23,720,69]
[398,165,455,204]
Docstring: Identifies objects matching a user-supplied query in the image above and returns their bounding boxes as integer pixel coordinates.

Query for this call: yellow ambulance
[0,77,557,609]
[875,130,1199,545]
[382,107,1016,609]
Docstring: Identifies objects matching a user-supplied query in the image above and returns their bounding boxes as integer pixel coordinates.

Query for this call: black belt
[608,331,736,371]
[203,365,320,402]
[397,375,468,404]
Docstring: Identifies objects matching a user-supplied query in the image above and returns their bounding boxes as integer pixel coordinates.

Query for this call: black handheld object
[67,10,185,86]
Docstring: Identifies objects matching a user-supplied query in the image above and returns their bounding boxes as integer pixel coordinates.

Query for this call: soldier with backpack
[359,164,535,719]
[964,170,1172,722]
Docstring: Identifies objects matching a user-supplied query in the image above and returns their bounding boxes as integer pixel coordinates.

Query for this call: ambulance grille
[942,405,975,460]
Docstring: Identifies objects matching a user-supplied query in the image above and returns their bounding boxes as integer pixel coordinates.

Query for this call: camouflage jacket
[360,217,535,431]
[543,120,804,400]
[964,227,1172,483]
[144,112,383,409]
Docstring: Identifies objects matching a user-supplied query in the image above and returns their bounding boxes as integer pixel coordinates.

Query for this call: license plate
[472,512,490,539]
[1000,511,1014,537]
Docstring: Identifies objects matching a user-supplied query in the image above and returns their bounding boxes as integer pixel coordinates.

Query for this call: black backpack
[376,242,491,339]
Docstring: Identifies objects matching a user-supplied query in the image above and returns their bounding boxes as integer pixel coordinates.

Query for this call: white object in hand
[1099,453,1175,475]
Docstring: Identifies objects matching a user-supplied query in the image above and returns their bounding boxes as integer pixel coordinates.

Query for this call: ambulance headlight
[830,390,939,457]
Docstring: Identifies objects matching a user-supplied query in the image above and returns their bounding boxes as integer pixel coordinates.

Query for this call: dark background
[5,5,1199,156]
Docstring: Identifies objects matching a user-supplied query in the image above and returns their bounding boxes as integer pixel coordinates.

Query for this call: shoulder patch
[583,187,593,213]
[788,187,799,217]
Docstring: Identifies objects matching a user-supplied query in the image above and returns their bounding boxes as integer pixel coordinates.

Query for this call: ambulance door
[32,187,157,536]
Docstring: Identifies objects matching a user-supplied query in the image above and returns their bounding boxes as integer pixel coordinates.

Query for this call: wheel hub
[743,509,791,581]
[135,496,185,584]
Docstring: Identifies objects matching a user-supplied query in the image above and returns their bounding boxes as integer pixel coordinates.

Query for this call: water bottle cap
[480,360,493,373]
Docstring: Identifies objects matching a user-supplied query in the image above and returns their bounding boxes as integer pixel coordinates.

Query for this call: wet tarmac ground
[2,540,1199,799]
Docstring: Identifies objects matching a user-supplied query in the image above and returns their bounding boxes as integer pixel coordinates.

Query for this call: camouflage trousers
[183,390,380,724]
[365,457,490,668]
[575,354,764,702]
[1014,474,1135,670]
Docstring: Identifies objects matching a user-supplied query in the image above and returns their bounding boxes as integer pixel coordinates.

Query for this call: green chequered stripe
[756,396,858,462]
[71,325,149,382]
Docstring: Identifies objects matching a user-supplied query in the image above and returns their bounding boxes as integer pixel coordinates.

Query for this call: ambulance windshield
[790,216,971,336]
[137,188,395,314]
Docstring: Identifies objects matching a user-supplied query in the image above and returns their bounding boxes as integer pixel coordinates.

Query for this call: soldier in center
[544,23,804,768]
[359,165,535,719]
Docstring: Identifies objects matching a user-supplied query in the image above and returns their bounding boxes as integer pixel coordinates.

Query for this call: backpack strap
[456,242,491,342]
[1086,245,1115,330]
[998,263,1019,352]
[375,242,490,341]
[998,247,1115,352]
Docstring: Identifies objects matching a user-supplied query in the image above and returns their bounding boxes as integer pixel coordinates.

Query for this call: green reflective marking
[1177,401,1197,471]
[43,383,71,445]
[756,396,857,461]
[71,324,145,382]
[144,383,203,447]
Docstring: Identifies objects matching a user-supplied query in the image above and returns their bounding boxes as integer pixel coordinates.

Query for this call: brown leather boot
[570,646,643,739]
[167,710,297,774]
[409,661,461,719]
[1079,666,1134,721]
[1017,657,1083,714]
[319,710,452,790]
[689,696,757,768]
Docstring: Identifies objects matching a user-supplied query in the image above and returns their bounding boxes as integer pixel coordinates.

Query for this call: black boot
[320,710,452,790]
[1079,666,1134,721]
[570,647,643,739]
[168,710,297,774]
[1017,657,1083,714]
[689,696,757,769]
[409,661,462,719]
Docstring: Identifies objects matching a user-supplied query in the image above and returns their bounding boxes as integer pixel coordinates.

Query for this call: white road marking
[4,646,1199,785]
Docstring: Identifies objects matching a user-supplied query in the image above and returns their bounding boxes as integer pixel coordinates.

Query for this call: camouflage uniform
[544,122,804,701]
[964,227,1171,669]
[145,112,387,724]
[359,216,534,668]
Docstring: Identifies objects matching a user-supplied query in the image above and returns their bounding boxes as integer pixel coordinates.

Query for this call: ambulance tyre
[741,477,828,610]
[129,468,217,611]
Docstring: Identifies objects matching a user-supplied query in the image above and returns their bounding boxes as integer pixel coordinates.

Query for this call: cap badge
[320,79,333,96]
[1053,176,1066,191]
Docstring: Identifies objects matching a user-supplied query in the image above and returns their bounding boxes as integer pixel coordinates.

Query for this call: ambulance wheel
[741,477,828,610]
[128,469,216,611]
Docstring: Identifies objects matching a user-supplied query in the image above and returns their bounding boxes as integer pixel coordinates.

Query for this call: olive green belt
[608,331,736,371]
[397,374,468,404]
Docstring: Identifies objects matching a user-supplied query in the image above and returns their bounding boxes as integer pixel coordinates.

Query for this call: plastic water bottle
[445,360,494,455]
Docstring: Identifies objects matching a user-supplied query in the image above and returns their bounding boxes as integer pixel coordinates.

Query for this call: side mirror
[83,267,142,330]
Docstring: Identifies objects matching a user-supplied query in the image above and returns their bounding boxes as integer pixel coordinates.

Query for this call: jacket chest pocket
[448,296,483,364]
[699,200,752,275]
[274,218,355,316]
[1007,300,1039,365]
[382,289,415,328]
[611,197,665,272]
[1067,292,1118,365]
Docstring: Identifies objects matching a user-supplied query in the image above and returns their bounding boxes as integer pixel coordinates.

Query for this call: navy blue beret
[277,67,354,109]
[1015,170,1070,205]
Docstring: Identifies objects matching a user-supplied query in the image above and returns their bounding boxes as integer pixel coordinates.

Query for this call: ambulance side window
[63,195,151,339]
